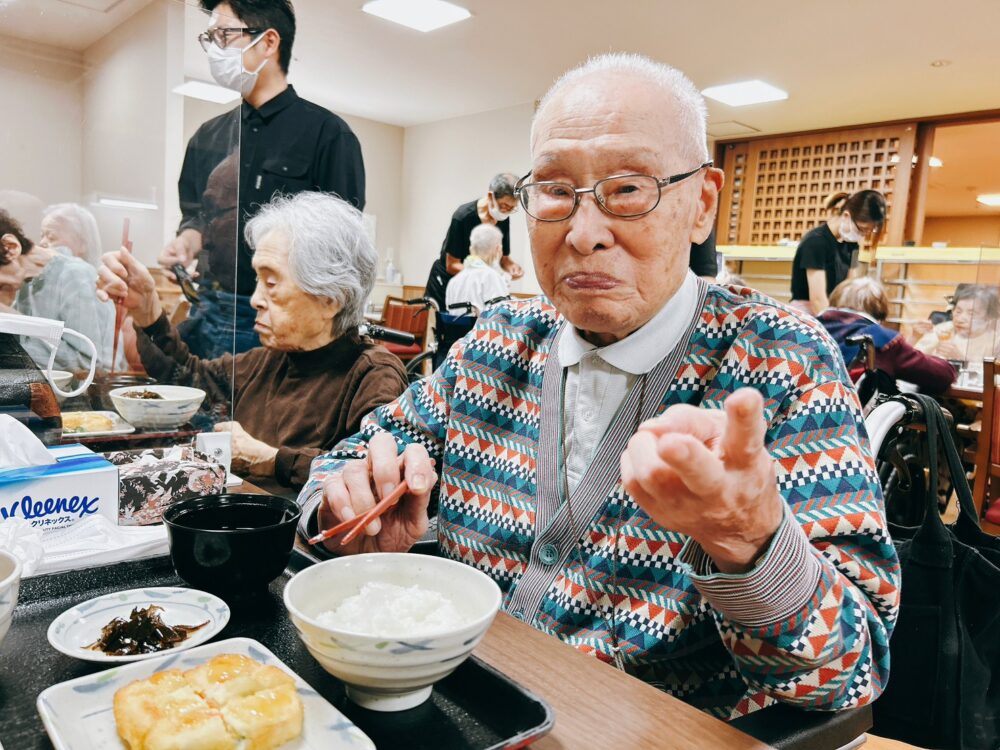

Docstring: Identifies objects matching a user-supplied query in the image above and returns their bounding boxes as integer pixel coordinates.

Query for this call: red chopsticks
[307,480,410,547]
[110,218,131,375]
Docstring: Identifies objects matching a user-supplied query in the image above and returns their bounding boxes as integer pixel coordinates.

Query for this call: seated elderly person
[97,192,407,493]
[914,283,1000,365]
[819,277,956,392]
[0,208,122,372]
[299,54,899,719]
[445,223,510,313]
[40,203,103,265]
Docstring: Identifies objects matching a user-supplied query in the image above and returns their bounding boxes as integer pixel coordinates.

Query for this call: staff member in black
[161,0,365,358]
[424,173,524,310]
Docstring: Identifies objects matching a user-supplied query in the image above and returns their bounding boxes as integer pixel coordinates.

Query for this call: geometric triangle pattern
[298,288,901,720]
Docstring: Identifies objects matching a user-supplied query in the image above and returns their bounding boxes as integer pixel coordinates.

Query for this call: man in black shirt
[161,0,365,358]
[424,173,524,310]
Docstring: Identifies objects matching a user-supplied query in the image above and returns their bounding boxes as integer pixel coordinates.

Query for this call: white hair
[469,223,503,262]
[42,203,102,264]
[531,52,709,165]
[245,192,377,338]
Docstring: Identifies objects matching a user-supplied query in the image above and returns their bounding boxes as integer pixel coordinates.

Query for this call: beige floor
[865,734,929,750]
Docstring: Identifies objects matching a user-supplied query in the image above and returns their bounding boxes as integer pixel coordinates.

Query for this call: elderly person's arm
[297,341,461,553]
[621,329,900,711]
[96,248,232,403]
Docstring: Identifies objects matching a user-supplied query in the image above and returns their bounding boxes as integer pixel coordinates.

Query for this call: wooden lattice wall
[716,124,917,246]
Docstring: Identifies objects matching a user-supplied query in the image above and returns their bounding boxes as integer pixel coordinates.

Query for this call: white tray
[61,411,135,438]
[36,636,375,750]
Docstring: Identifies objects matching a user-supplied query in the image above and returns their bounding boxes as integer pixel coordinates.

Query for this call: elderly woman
[97,192,407,492]
[0,208,122,372]
[40,203,103,265]
[915,283,1000,365]
[819,277,956,392]
[299,55,899,719]
[445,223,509,313]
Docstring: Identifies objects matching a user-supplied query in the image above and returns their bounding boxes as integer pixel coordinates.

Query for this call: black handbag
[872,393,1000,750]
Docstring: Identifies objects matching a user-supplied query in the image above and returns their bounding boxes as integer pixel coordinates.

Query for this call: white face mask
[0,313,97,399]
[206,33,267,97]
[487,200,516,222]
[839,215,864,244]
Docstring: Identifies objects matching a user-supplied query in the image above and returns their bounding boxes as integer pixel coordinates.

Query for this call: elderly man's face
[528,73,722,344]
[250,230,341,352]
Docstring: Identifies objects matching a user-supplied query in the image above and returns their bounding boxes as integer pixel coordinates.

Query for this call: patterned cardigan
[299,283,901,720]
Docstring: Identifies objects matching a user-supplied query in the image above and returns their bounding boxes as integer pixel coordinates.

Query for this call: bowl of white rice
[283,553,502,712]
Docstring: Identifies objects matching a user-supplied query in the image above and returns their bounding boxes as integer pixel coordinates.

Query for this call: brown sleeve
[136,313,235,405]
[273,349,408,489]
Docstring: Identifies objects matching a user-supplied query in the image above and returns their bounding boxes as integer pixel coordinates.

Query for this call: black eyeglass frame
[197,27,264,52]
[514,161,713,222]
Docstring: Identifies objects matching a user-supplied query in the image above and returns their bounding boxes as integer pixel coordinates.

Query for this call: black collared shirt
[176,85,366,295]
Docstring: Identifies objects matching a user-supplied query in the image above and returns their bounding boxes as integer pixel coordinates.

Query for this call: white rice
[317,582,469,637]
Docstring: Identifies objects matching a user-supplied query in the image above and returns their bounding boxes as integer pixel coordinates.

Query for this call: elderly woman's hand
[214,421,277,477]
[620,388,785,573]
[318,432,438,555]
[934,341,965,361]
[96,247,162,327]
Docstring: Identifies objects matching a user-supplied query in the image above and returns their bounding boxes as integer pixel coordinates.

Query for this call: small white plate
[47,587,230,663]
[37,637,375,750]
[62,411,136,438]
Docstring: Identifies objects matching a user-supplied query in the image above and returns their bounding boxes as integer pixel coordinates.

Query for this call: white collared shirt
[559,272,698,493]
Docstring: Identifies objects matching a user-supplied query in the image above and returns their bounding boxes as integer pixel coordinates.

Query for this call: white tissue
[0,517,45,576]
[34,516,167,576]
[0,415,56,470]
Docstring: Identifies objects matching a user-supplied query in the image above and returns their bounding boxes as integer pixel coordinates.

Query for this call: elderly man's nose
[565,195,614,255]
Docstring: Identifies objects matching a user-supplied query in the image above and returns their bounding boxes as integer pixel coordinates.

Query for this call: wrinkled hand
[96,247,162,327]
[911,320,933,338]
[502,258,525,280]
[158,229,201,281]
[620,388,784,573]
[215,421,277,477]
[318,432,438,555]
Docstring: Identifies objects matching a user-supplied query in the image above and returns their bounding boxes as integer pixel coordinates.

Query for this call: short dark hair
[843,190,887,230]
[200,0,296,74]
[0,208,33,265]
[489,173,518,201]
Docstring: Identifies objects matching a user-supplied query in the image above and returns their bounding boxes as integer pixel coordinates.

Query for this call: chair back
[379,296,428,357]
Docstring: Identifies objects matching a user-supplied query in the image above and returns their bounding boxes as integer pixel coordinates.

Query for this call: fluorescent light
[701,80,788,107]
[97,197,158,211]
[929,156,943,167]
[976,194,1000,207]
[362,0,470,32]
[172,80,240,105]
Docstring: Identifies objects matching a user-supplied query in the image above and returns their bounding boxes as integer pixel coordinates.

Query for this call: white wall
[81,0,180,266]
[0,35,84,235]
[398,102,539,293]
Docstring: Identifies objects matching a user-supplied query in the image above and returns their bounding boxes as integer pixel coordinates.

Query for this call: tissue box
[0,444,119,533]
[106,447,226,526]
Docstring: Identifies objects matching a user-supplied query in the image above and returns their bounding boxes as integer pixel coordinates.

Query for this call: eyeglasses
[197,27,263,52]
[514,161,712,222]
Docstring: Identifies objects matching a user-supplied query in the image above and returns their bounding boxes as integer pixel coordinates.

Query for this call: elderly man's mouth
[562,272,619,290]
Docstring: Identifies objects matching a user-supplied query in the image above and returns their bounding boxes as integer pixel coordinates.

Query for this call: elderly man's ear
[690,167,725,244]
[0,233,23,263]
[319,296,343,323]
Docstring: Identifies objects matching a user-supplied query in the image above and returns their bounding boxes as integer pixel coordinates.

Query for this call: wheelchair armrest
[729,703,873,750]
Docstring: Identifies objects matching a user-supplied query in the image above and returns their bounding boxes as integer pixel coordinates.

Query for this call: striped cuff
[678,506,821,629]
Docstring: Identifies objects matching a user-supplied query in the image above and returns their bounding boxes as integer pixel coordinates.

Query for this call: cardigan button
[538,543,559,565]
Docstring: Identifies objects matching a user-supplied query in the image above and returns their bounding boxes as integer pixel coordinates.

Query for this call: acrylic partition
[0,0,238,451]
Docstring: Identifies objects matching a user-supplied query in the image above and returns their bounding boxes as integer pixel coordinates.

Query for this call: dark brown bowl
[163,493,301,601]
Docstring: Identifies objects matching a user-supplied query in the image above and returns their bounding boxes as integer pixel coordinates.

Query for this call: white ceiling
[5,0,1000,136]
[926,121,1000,217]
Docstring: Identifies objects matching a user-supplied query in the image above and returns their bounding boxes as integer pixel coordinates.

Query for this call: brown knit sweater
[137,314,408,490]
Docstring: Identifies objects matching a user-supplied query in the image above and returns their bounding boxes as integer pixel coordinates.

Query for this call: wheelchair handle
[359,323,416,347]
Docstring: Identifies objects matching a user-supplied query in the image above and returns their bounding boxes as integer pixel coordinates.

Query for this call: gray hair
[42,203,102,263]
[245,192,377,338]
[469,223,503,261]
[953,283,1000,320]
[531,52,709,165]
[488,173,518,201]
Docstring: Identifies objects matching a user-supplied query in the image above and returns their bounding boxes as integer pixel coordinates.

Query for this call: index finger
[368,432,402,501]
[720,388,768,467]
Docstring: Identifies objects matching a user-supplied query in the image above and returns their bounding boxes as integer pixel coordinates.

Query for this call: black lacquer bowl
[163,493,301,601]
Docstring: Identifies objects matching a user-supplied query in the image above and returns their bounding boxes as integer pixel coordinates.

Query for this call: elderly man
[98,192,406,493]
[445,223,509,313]
[300,54,899,719]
